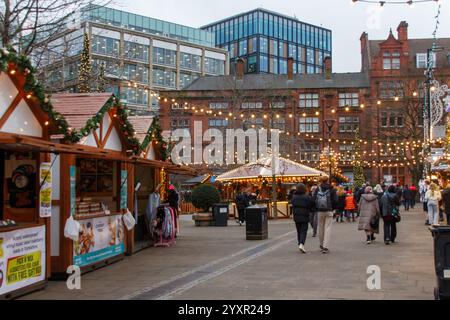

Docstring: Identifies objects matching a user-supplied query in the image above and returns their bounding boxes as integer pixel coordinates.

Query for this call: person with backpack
[313,176,338,254]
[402,185,413,211]
[309,185,319,237]
[335,186,346,223]
[381,185,401,245]
[291,183,315,253]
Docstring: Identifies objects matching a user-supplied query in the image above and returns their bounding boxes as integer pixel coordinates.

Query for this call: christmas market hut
[0,48,79,299]
[215,156,326,219]
[48,92,142,276]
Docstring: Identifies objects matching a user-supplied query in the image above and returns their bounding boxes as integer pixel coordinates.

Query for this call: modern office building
[38,5,228,114]
[201,8,332,75]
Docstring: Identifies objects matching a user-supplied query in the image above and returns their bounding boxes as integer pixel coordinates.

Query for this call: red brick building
[159,21,450,185]
[361,21,450,185]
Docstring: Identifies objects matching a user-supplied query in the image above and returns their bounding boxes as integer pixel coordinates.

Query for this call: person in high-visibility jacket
[345,190,357,222]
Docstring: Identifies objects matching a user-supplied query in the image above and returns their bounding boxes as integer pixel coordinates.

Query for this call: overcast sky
[112,0,450,73]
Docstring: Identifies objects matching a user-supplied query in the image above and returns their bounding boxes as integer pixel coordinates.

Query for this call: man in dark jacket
[291,183,314,253]
[235,191,249,225]
[443,183,450,226]
[381,185,401,245]
[402,185,412,211]
[312,176,338,254]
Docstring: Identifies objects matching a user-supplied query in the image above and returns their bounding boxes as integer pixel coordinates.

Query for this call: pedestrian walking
[402,185,413,211]
[235,190,250,225]
[422,179,431,225]
[336,186,346,223]
[381,185,401,245]
[409,185,418,209]
[358,186,381,244]
[425,183,442,226]
[291,183,315,253]
[344,190,356,222]
[309,185,319,237]
[442,182,450,225]
[312,176,338,254]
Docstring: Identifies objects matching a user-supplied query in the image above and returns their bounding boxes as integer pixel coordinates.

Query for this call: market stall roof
[50,93,112,131]
[215,156,327,182]
[128,115,154,144]
[181,174,211,186]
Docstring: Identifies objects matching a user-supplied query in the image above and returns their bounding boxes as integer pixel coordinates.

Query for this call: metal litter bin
[430,226,450,300]
[213,203,229,227]
[245,205,268,240]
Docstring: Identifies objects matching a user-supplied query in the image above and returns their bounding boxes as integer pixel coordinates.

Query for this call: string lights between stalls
[351,0,443,8]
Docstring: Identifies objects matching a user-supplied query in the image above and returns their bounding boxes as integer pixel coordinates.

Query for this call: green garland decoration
[141,117,170,161]
[0,46,72,139]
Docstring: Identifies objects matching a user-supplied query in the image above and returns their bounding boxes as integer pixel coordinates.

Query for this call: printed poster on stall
[0,226,46,296]
[39,162,52,218]
[70,166,76,216]
[73,215,125,267]
[120,170,128,209]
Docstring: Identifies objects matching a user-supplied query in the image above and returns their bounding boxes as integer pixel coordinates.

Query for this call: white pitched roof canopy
[216,156,326,182]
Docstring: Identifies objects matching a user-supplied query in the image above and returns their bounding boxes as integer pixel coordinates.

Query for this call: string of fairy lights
[351,0,443,7]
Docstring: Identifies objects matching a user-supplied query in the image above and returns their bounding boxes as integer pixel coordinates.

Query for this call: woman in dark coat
[381,185,401,245]
[291,183,315,253]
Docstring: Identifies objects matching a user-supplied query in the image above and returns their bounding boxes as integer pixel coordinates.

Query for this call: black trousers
[237,208,246,223]
[383,220,397,242]
[295,222,309,245]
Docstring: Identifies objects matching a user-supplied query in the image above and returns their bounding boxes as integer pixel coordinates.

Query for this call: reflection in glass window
[204,57,225,75]
[260,55,268,72]
[179,72,199,88]
[122,87,148,106]
[123,63,149,83]
[260,37,268,54]
[239,39,248,56]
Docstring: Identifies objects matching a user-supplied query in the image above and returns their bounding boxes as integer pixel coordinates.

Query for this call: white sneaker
[299,244,306,254]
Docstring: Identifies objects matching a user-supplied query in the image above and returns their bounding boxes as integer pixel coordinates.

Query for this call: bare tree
[0,0,110,55]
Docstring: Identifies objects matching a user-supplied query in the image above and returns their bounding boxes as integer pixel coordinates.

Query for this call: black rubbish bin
[430,226,450,300]
[213,203,229,227]
[245,205,268,240]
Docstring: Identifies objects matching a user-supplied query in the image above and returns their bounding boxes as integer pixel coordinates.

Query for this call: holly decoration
[141,117,170,161]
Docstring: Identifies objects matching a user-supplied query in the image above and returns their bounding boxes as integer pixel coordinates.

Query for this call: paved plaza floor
[23,207,437,300]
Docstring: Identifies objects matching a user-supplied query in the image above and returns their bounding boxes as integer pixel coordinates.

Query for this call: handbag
[391,206,401,223]
[370,216,380,230]
[123,209,137,231]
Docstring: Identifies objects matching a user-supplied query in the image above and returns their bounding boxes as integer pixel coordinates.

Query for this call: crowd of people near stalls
[233,175,450,255]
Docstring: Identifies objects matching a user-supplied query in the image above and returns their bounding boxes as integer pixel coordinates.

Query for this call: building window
[152,67,176,88]
[171,119,190,128]
[379,81,404,98]
[383,50,400,70]
[92,35,120,56]
[339,145,355,161]
[260,37,268,54]
[209,102,229,109]
[171,103,184,110]
[204,57,225,75]
[260,55,268,73]
[299,117,319,133]
[122,87,148,106]
[241,102,263,109]
[248,55,257,73]
[299,93,319,108]
[339,93,359,107]
[179,72,199,88]
[271,102,285,109]
[124,41,149,62]
[249,37,257,54]
[416,53,436,69]
[273,118,285,131]
[381,112,404,128]
[180,52,201,71]
[123,64,149,84]
[153,47,176,67]
[339,117,359,133]
[239,39,248,56]
[300,143,320,161]
[209,119,229,127]
[279,59,287,74]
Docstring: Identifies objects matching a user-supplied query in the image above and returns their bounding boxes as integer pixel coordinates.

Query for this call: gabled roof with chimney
[182,72,370,92]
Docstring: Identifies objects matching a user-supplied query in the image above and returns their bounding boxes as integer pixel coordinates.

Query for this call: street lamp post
[324,119,336,179]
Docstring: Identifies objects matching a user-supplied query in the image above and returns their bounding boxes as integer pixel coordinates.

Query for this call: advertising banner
[39,163,52,218]
[73,215,125,267]
[120,170,128,210]
[0,226,46,295]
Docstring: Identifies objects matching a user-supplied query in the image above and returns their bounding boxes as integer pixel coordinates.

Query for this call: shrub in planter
[191,184,221,212]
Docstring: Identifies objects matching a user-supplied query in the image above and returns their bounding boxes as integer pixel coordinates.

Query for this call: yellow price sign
[6,251,42,285]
